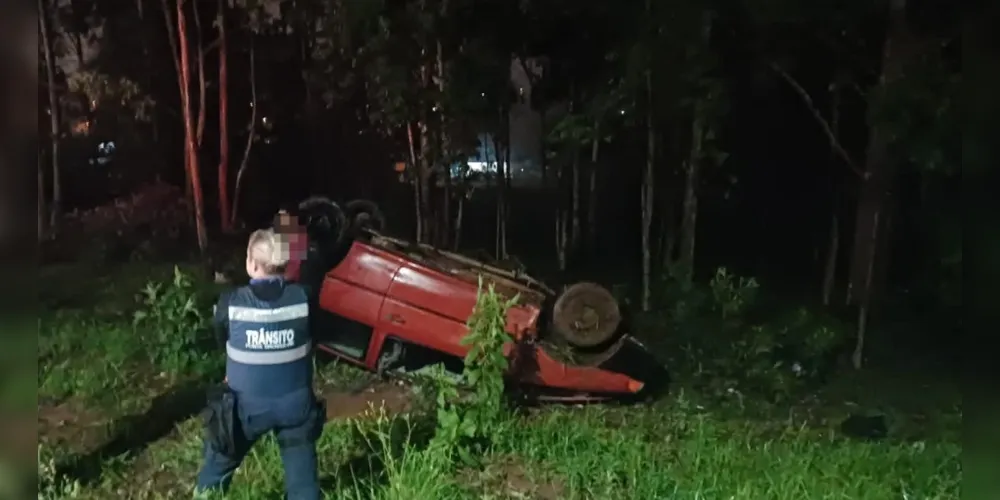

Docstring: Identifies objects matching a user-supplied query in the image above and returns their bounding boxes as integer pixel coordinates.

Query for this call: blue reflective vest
[214,278,312,397]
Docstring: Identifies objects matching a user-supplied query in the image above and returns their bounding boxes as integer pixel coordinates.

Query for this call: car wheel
[297,196,348,246]
[550,282,622,348]
[345,199,385,233]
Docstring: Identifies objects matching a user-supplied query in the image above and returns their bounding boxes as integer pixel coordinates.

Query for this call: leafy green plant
[37,446,81,500]
[424,279,517,466]
[708,267,759,320]
[132,266,217,376]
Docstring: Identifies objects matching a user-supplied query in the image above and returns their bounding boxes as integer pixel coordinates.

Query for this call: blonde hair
[247,228,289,275]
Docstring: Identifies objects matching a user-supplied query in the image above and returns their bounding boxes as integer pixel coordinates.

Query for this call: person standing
[195,228,324,500]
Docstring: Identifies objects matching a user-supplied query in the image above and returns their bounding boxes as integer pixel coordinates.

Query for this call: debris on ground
[320,382,413,421]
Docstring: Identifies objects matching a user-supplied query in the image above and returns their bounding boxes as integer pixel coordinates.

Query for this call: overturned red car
[285,197,668,402]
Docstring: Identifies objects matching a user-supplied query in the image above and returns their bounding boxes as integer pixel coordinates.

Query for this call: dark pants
[195,387,324,500]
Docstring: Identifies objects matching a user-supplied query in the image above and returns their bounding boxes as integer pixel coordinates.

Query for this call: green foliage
[37,446,81,500]
[871,44,960,174]
[656,267,848,401]
[425,279,517,465]
[714,308,849,400]
[66,71,154,124]
[708,267,759,319]
[131,266,218,376]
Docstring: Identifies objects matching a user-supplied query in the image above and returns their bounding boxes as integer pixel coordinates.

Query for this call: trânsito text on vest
[245,328,297,350]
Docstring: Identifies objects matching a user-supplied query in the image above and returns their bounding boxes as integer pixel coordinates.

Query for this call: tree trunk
[160,0,193,199]
[640,0,658,311]
[502,113,512,258]
[679,14,712,285]
[493,135,502,259]
[854,209,880,369]
[570,140,581,254]
[407,121,423,243]
[436,38,451,248]
[419,119,433,244]
[217,0,231,231]
[679,108,704,284]
[230,34,256,228]
[453,191,465,251]
[496,182,502,259]
[660,213,677,269]
[822,212,840,306]
[641,67,655,312]
[847,0,911,307]
[65,2,95,129]
[417,50,435,244]
[177,0,208,253]
[135,0,159,143]
[554,159,567,272]
[587,120,600,250]
[38,153,47,241]
[555,209,567,271]
[441,157,451,248]
[39,0,61,229]
[192,1,207,149]
[539,114,548,189]
[821,81,842,306]
[493,132,508,260]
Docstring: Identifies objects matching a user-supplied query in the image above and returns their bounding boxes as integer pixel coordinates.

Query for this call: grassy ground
[35,259,961,500]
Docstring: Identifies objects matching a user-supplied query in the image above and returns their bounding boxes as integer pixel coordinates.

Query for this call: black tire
[345,199,385,232]
[550,282,622,348]
[297,196,348,246]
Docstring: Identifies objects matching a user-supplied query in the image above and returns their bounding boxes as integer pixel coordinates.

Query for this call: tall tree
[39,0,62,229]
[847,0,919,368]
[217,0,232,231]
[159,0,192,198]
[640,52,654,311]
[175,0,209,252]
[230,38,257,228]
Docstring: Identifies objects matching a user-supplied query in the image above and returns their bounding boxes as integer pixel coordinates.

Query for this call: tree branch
[770,63,867,178]
[203,36,222,54]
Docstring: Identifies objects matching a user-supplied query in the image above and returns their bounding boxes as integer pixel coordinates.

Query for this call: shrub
[708,267,759,320]
[418,279,517,466]
[36,446,81,500]
[659,267,848,401]
[132,266,219,377]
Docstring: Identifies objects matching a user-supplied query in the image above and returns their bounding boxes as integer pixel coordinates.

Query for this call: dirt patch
[321,382,413,421]
[458,455,565,500]
[37,400,113,453]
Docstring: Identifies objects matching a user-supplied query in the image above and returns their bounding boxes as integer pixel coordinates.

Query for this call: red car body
[286,226,666,401]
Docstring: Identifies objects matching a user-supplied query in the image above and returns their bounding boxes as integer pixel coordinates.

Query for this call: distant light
[481,92,485,97]
[432,106,438,112]
[518,88,524,95]
[620,109,625,115]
